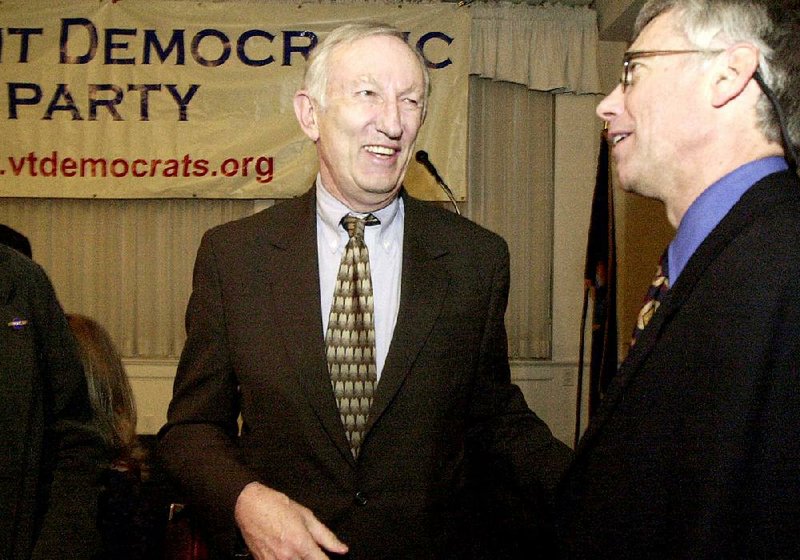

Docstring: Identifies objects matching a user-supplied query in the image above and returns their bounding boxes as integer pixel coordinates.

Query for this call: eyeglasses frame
[620,49,725,92]
[617,47,797,171]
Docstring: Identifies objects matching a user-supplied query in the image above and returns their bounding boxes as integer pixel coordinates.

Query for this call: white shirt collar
[315,174,401,254]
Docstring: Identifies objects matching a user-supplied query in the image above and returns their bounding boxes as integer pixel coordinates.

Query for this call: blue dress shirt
[668,157,789,287]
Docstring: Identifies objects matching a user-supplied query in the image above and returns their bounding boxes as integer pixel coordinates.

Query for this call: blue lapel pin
[8,318,28,330]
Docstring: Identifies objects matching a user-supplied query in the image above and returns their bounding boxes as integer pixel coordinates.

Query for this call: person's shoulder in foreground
[1,243,107,560]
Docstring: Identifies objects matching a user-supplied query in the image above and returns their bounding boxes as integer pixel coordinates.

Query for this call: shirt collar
[315,174,401,253]
[668,156,789,287]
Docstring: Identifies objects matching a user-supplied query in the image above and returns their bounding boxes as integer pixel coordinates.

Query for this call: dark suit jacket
[556,170,800,559]
[0,245,105,560]
[159,189,572,559]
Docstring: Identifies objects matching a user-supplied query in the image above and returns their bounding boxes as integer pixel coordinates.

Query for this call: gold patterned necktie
[325,214,380,458]
[630,249,669,347]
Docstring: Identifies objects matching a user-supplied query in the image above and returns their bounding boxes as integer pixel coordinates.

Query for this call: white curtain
[465,77,554,358]
[462,2,598,358]
[0,199,258,357]
[470,2,601,94]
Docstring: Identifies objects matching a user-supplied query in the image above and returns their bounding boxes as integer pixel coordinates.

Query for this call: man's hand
[234,482,348,560]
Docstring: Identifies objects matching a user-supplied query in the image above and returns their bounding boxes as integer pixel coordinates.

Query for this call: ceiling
[455,0,645,41]
[465,0,593,5]
[594,0,646,41]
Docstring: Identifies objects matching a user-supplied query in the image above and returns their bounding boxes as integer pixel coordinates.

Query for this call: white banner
[0,1,469,199]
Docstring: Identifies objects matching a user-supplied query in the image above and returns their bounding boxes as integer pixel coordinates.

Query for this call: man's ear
[294,91,320,142]
[710,43,760,108]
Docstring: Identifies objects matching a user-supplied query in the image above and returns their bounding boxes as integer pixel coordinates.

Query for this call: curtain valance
[470,2,601,94]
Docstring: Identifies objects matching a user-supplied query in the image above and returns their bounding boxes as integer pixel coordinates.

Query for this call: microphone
[415,150,460,215]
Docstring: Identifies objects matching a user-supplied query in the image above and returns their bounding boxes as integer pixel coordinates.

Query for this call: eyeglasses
[620,49,725,92]
[617,48,797,171]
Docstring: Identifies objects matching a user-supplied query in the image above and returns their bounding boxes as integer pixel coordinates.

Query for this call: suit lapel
[576,171,795,453]
[577,287,678,448]
[265,192,453,457]
[366,196,450,434]
[260,189,354,463]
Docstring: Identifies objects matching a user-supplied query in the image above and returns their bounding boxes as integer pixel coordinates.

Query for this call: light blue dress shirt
[668,157,789,287]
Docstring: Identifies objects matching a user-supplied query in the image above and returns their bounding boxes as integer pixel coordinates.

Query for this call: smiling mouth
[610,133,630,146]
[365,145,398,157]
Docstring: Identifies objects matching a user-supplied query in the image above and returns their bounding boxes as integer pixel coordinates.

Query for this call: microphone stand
[437,178,461,216]
[415,151,461,215]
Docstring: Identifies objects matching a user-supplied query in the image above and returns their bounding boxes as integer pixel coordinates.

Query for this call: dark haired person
[1,245,106,560]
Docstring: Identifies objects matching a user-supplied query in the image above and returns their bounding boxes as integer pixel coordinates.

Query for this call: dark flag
[575,130,617,447]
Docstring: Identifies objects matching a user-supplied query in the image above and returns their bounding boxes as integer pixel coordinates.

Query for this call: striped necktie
[630,249,669,347]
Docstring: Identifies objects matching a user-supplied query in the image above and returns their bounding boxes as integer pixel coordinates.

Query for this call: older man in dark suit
[0,244,105,560]
[557,1,800,558]
[159,21,571,560]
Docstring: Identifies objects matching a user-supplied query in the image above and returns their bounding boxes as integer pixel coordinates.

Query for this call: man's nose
[596,84,624,122]
[376,100,402,139]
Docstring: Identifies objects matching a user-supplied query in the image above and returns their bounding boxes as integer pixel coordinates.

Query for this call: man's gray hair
[634,0,799,154]
[302,22,431,120]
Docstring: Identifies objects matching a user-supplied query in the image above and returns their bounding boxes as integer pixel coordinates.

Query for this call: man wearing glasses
[557,1,800,558]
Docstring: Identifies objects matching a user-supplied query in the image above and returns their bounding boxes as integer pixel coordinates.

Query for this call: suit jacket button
[354,491,368,506]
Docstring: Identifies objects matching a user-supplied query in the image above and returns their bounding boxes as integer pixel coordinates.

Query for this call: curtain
[470,2,601,94]
[465,77,553,358]
[464,1,599,358]
[0,81,554,360]
[0,1,597,361]
[0,199,258,357]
